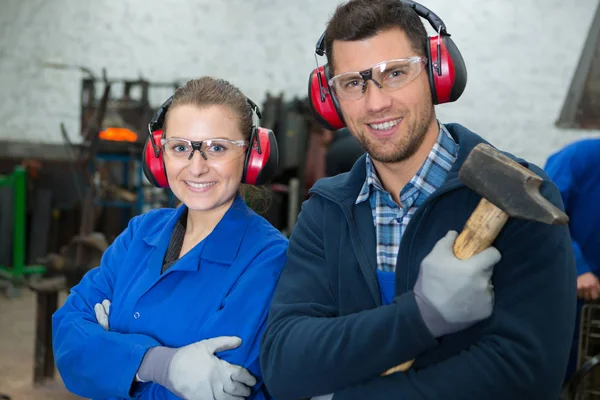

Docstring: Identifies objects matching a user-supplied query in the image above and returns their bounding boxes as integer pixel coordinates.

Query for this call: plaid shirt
[356,124,459,272]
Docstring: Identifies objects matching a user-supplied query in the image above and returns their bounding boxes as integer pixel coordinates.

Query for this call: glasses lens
[372,58,424,90]
[332,74,364,100]
[202,139,247,161]
[163,139,193,159]
[330,57,425,100]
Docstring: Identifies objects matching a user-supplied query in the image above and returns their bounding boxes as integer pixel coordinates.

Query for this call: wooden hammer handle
[381,198,508,376]
[452,197,509,260]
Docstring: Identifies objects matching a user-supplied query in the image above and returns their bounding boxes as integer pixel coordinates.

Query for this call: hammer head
[459,143,569,225]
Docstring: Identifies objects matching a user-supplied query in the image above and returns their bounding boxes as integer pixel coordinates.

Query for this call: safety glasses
[328,56,427,101]
[160,138,248,163]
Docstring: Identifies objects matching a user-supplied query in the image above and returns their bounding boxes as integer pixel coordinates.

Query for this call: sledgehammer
[382,143,569,375]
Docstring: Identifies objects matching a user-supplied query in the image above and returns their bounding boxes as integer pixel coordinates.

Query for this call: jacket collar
[142,194,252,266]
[308,123,527,206]
[142,204,186,247]
[201,194,252,265]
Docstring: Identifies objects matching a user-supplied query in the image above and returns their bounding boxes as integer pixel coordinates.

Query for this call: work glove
[94,299,111,331]
[137,336,257,400]
[413,230,501,337]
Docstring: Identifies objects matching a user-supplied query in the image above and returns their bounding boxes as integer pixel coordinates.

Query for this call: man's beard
[356,102,435,164]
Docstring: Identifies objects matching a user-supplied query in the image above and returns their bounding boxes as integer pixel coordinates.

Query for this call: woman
[52,77,288,400]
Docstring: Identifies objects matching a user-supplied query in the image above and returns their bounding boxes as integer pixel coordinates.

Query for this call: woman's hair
[239,184,272,216]
[164,76,271,214]
[164,76,253,141]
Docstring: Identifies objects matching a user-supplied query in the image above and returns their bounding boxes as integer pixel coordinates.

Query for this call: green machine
[0,166,46,295]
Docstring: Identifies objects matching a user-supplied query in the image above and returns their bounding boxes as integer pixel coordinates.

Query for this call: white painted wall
[0,0,598,166]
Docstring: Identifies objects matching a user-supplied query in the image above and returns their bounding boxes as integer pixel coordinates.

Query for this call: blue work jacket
[52,195,288,400]
[261,124,576,400]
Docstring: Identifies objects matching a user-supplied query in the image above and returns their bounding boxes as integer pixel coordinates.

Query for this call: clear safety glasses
[160,138,248,163]
[328,56,427,101]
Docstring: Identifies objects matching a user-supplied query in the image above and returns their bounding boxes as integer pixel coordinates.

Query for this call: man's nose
[363,80,393,114]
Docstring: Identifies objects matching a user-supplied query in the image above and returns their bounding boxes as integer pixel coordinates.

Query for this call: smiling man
[259,0,577,399]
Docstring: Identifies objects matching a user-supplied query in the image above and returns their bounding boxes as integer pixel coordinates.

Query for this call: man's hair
[165,76,253,141]
[324,0,428,72]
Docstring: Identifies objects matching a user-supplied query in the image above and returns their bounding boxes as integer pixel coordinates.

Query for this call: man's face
[331,28,436,164]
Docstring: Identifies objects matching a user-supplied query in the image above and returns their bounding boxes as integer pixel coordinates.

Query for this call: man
[260,0,576,399]
[544,138,600,382]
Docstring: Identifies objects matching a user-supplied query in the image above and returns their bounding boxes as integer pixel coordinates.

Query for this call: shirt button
[133,312,140,319]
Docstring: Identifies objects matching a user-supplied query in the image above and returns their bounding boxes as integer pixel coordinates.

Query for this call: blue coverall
[52,195,288,399]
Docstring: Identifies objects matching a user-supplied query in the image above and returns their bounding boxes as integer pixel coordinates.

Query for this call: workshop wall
[0,0,599,166]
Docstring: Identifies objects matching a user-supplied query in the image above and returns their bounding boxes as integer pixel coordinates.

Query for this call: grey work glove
[413,230,501,337]
[94,299,111,331]
[137,336,257,400]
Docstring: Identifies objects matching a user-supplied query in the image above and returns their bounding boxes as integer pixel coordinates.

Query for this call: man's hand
[94,299,111,331]
[413,230,501,337]
[577,272,600,301]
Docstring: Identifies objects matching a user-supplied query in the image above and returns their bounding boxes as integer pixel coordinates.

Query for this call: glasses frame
[328,56,428,100]
[160,137,248,161]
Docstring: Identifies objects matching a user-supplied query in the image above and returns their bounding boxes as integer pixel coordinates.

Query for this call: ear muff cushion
[143,130,169,188]
[323,64,345,127]
[308,65,345,131]
[243,128,278,185]
[242,127,256,184]
[426,38,438,104]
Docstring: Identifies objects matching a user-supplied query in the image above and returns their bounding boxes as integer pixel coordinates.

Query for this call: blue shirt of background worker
[544,137,600,382]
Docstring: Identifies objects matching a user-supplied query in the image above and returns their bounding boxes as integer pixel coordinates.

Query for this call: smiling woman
[163,102,250,214]
[51,77,287,400]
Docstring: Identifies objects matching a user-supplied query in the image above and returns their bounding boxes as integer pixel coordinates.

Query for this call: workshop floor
[0,288,83,400]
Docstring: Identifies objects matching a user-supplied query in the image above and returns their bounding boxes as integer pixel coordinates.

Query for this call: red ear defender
[242,127,278,185]
[427,34,467,104]
[142,129,169,188]
[308,65,345,131]
[427,34,451,104]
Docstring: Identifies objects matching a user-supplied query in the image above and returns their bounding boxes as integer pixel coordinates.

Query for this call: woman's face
[163,104,247,213]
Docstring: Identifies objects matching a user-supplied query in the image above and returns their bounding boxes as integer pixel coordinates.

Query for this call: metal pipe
[286,178,300,235]
[12,166,26,282]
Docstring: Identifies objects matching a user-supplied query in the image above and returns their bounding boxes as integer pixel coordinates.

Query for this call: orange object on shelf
[99,127,138,142]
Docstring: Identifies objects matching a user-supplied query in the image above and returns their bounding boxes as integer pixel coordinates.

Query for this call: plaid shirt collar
[356,123,458,212]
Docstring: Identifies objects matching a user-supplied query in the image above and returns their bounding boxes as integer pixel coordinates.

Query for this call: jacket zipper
[312,178,466,299]
[396,179,466,290]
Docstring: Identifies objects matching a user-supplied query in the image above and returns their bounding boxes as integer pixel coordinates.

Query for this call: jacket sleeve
[544,148,595,275]
[572,241,594,275]
[52,214,162,399]
[332,180,578,399]
[260,197,438,400]
[196,235,288,400]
